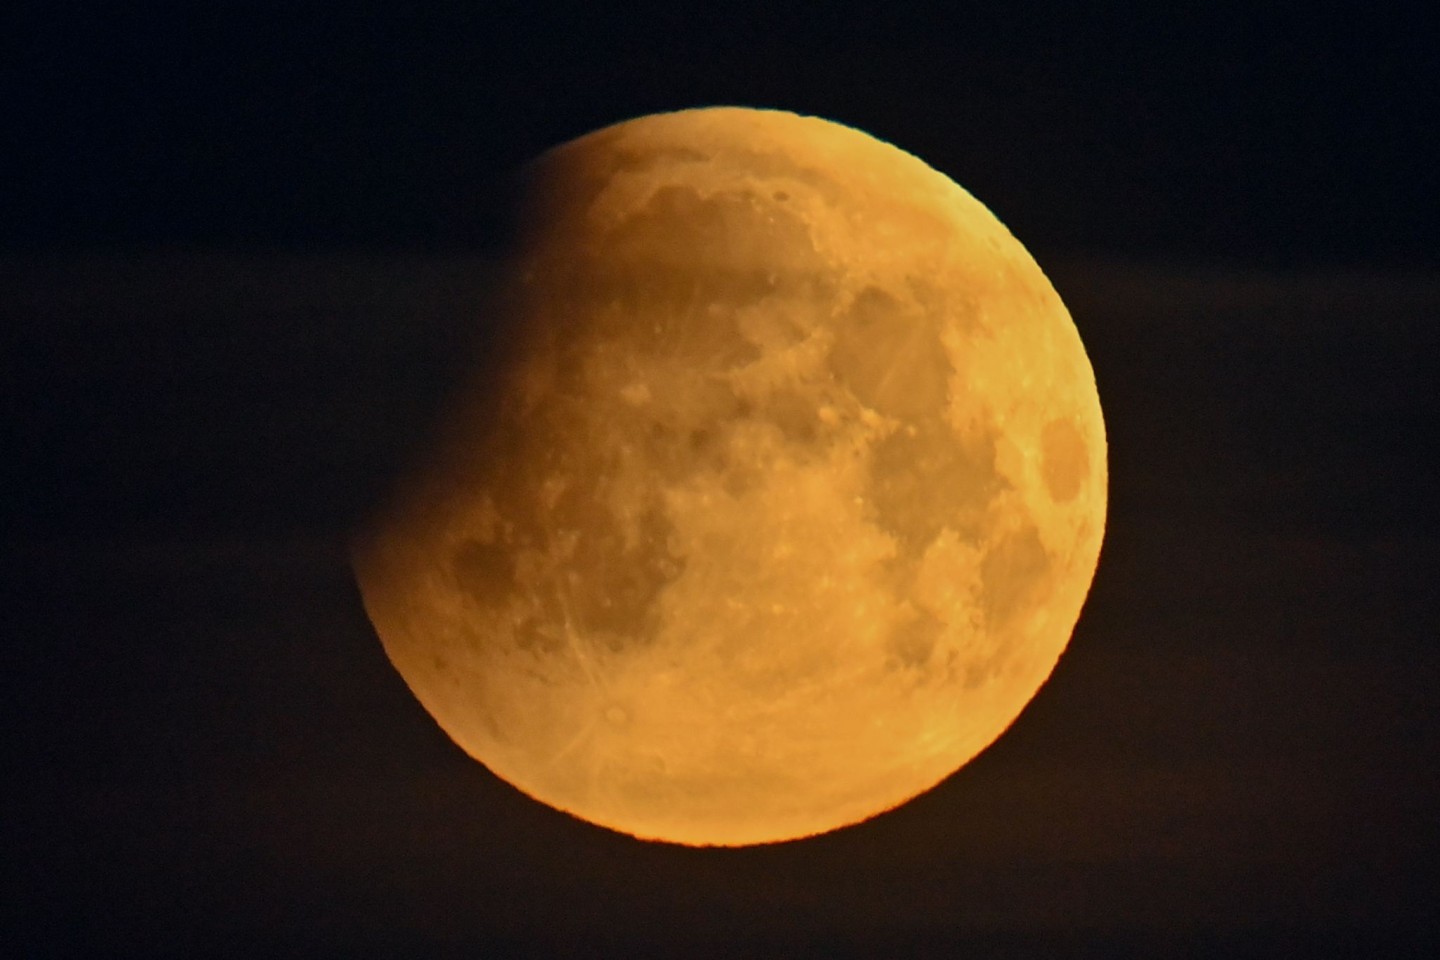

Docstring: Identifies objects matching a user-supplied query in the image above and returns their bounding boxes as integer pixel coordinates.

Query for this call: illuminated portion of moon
[353,107,1106,846]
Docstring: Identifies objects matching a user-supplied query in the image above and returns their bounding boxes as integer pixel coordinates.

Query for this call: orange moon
[353,107,1106,846]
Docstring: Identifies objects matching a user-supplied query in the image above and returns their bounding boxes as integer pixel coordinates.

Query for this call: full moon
[353,107,1106,846]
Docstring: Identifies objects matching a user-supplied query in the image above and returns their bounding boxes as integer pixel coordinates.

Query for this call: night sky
[4,2,1438,957]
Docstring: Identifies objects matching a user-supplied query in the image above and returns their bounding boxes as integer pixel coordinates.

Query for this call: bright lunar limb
[353,107,1106,846]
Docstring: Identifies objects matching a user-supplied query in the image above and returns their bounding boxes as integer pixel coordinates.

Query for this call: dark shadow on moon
[1,246,534,540]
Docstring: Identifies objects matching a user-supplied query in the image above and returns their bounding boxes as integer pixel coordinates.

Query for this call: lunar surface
[353,107,1106,846]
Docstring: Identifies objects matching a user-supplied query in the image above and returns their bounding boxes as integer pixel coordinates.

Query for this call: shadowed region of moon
[353,107,1106,846]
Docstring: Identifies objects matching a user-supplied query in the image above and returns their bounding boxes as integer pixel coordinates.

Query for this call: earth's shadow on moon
[342,184,538,539]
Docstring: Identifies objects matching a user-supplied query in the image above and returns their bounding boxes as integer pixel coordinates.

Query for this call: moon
[353,107,1106,846]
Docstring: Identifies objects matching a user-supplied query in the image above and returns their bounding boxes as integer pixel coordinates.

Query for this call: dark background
[3,2,1437,957]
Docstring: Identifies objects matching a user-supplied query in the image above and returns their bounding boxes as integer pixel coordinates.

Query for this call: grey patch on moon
[450,449,687,661]
[606,145,711,176]
[960,650,1004,689]
[886,607,945,671]
[867,421,1003,552]
[563,506,685,650]
[632,390,753,487]
[510,600,569,659]
[520,140,712,233]
[830,286,951,421]
[600,185,823,317]
[904,276,983,335]
[759,387,830,447]
[979,523,1052,632]
[1040,416,1090,502]
[647,140,853,212]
